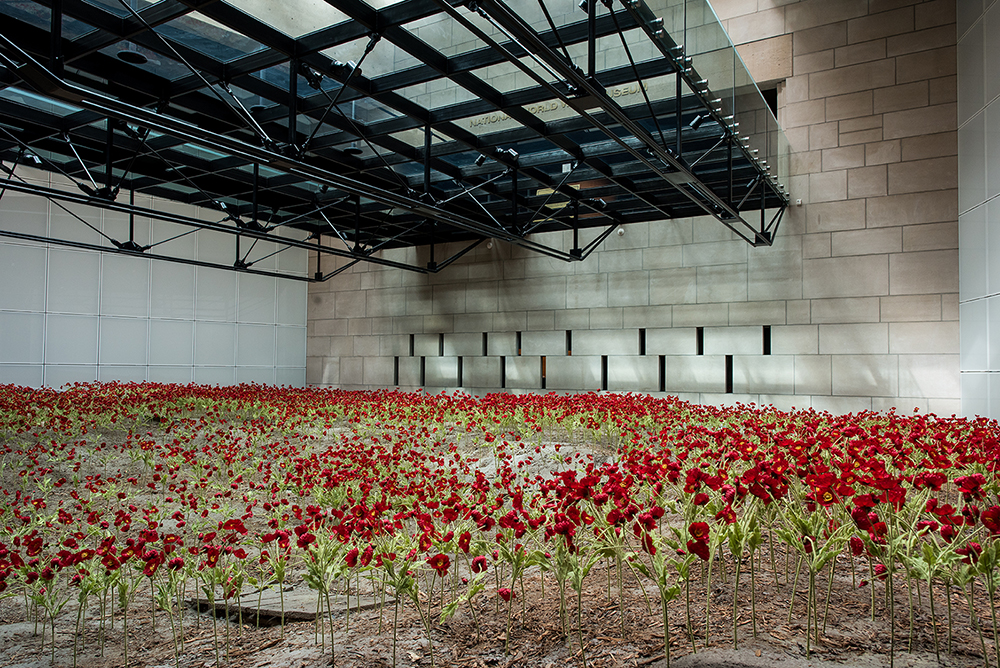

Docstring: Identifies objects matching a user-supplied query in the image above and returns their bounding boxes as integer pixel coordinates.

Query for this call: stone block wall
[306,0,961,415]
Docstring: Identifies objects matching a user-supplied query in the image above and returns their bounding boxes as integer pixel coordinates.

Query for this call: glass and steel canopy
[0,0,788,280]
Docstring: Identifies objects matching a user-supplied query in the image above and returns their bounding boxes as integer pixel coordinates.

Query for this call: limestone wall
[307,0,961,415]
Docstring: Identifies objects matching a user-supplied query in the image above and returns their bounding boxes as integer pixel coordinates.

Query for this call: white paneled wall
[958,0,1000,417]
[0,169,309,387]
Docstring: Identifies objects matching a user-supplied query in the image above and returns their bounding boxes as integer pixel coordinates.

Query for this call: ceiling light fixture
[116,49,148,65]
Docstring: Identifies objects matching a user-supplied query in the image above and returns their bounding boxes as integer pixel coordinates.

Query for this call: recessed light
[344,147,363,156]
[117,49,148,65]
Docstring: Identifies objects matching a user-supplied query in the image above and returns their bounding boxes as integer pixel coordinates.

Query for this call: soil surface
[1,422,995,668]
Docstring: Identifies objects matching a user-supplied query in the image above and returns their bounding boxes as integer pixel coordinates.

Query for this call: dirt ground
[1,423,996,668]
[2,526,995,668]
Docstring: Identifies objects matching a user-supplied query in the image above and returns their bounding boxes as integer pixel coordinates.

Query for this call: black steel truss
[0,0,788,281]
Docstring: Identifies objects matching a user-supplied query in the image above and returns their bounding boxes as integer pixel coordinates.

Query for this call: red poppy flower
[957,542,983,565]
[458,531,472,554]
[426,553,450,577]
[982,505,1000,535]
[471,555,488,573]
[714,505,736,525]
[360,545,374,566]
[498,587,516,602]
[688,521,709,542]
[686,539,710,561]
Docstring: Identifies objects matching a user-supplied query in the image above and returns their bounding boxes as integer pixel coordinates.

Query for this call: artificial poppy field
[0,382,998,668]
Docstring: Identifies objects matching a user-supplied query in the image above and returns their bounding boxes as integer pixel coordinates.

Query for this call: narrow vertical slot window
[566,330,573,356]
[696,327,704,356]
[420,356,426,386]
[725,354,733,394]
[438,333,444,357]
[540,356,547,389]
[482,332,489,356]
[500,356,506,389]
[763,325,771,356]
[516,331,522,356]
[409,333,415,357]
[601,355,608,391]
[658,355,666,392]
[457,356,463,387]
[639,328,646,355]
[393,356,399,386]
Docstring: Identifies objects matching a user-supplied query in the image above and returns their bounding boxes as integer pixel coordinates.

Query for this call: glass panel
[99,41,192,80]
[158,11,266,61]
[99,317,148,365]
[101,254,150,317]
[0,311,44,364]
[0,242,47,311]
[237,272,276,323]
[0,187,51,247]
[395,79,482,111]
[82,0,162,17]
[150,215,197,259]
[193,365,235,384]
[275,367,305,386]
[99,366,148,382]
[276,281,307,326]
[0,364,44,387]
[47,249,100,314]
[195,266,237,321]
[236,366,274,384]
[224,0,351,38]
[237,324,275,366]
[276,325,306,365]
[45,314,99,364]
[149,319,194,365]
[0,86,82,115]
[148,365,193,383]
[197,227,235,264]
[194,321,236,365]
[44,365,98,388]
[0,2,94,38]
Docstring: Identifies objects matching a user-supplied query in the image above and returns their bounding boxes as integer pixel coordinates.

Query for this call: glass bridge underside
[0,0,789,280]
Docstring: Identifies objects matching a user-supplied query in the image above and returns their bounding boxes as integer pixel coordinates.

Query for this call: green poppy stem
[928,577,940,664]
[732,557,740,650]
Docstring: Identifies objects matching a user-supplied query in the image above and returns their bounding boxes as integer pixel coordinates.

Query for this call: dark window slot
[639,328,646,355]
[500,356,506,389]
[438,332,445,357]
[566,330,573,356]
[393,356,399,386]
[457,356,463,387]
[761,86,778,117]
[409,333,415,357]
[482,332,489,356]
[540,356,547,389]
[420,357,426,386]
[725,354,733,394]
[763,325,771,355]
[516,331,522,356]
[658,355,666,392]
[696,327,704,356]
[601,355,608,391]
